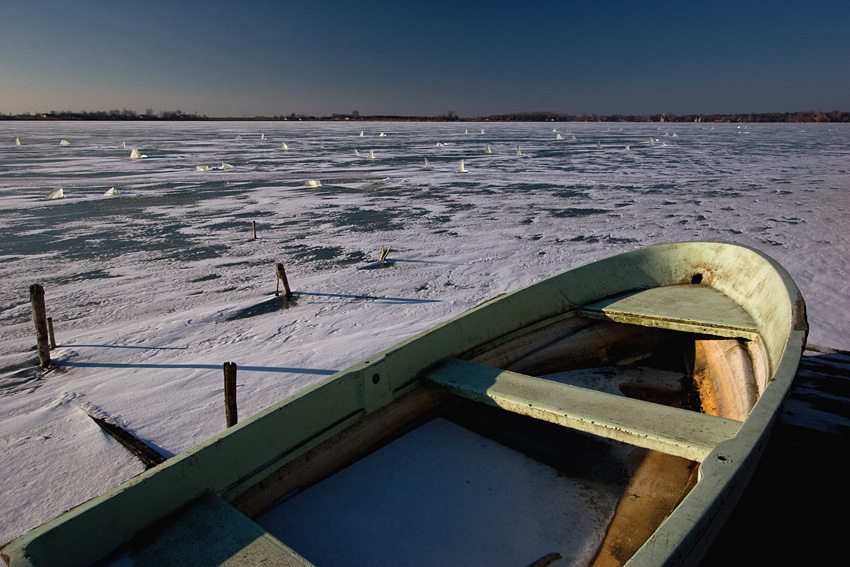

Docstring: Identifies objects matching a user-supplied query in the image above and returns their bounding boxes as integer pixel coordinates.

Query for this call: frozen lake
[1,120,848,547]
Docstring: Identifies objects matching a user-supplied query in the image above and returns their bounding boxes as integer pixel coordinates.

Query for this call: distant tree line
[478,110,849,123]
[2,108,847,123]
[2,109,209,121]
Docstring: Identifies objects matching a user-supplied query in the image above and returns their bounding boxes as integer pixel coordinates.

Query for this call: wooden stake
[275,263,292,298]
[252,220,257,240]
[224,362,238,427]
[47,316,57,349]
[29,284,51,368]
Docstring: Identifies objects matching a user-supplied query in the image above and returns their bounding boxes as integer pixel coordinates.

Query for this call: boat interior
[92,284,768,567]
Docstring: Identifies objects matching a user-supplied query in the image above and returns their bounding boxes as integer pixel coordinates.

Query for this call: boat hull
[2,241,807,567]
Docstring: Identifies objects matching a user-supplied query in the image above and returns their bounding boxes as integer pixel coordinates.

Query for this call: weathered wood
[577,285,760,340]
[87,414,166,469]
[29,284,51,368]
[91,494,311,567]
[224,362,238,428]
[426,357,742,461]
[592,450,698,567]
[252,221,257,240]
[47,316,57,349]
[275,263,292,298]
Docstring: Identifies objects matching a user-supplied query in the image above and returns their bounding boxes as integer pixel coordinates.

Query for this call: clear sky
[1,0,848,118]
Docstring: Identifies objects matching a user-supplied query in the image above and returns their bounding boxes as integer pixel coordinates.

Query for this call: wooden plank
[577,285,760,339]
[87,414,166,469]
[426,358,742,462]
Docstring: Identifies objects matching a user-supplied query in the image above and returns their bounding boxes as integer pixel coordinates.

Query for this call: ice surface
[1,121,848,546]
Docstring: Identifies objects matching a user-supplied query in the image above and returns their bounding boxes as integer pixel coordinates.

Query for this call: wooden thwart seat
[425,358,742,462]
[577,284,760,340]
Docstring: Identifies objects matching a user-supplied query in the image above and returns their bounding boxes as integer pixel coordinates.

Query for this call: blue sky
[1,1,847,117]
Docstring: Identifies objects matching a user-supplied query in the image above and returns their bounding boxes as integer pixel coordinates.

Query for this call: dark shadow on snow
[226,291,440,321]
[59,360,338,375]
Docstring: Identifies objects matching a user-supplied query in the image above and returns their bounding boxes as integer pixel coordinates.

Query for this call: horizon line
[2,108,848,124]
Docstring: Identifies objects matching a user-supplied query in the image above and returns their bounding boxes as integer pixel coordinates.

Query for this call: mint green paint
[426,357,742,462]
[99,494,311,566]
[578,285,760,340]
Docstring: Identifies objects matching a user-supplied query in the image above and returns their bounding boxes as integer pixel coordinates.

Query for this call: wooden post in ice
[275,263,292,298]
[252,221,257,240]
[223,362,238,427]
[29,284,51,368]
[47,317,57,349]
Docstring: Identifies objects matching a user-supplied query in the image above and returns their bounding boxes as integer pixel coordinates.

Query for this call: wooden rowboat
[2,241,807,567]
